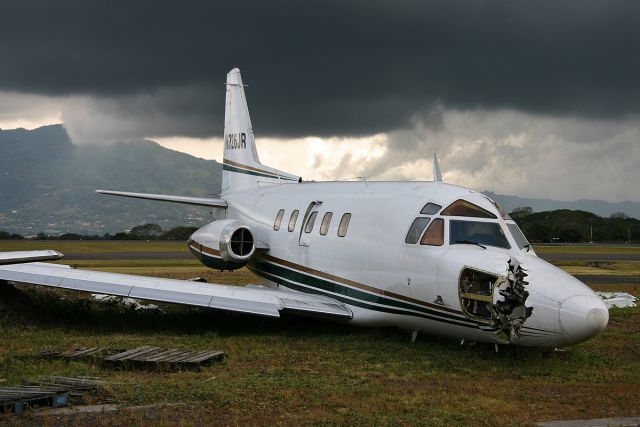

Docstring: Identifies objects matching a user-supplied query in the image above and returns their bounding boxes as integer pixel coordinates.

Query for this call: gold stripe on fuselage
[260,254,461,315]
[223,158,281,179]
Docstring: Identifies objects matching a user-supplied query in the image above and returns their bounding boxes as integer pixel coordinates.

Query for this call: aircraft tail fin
[222,68,300,194]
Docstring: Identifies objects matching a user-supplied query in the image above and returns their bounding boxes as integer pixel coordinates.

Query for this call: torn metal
[459,257,533,343]
[492,257,534,340]
[597,292,637,309]
[91,294,163,312]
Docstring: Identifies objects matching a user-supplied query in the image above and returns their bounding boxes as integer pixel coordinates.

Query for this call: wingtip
[51,250,64,259]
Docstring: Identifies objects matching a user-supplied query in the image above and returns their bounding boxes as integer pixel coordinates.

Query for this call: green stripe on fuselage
[250,258,480,327]
[251,266,482,329]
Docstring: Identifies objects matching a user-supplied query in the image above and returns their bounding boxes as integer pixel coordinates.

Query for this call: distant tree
[521,222,552,242]
[610,212,629,219]
[129,223,163,240]
[0,231,24,239]
[510,206,534,221]
[161,226,198,241]
[59,233,84,240]
[111,232,131,240]
[558,228,582,243]
[35,232,48,240]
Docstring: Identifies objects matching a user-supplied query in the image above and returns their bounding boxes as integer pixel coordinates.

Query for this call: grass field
[551,260,640,277]
[0,241,639,426]
[0,240,188,253]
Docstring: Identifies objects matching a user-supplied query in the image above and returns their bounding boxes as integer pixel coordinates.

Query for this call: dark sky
[2,0,640,138]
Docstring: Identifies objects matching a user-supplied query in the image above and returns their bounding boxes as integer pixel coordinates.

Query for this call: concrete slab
[538,416,640,427]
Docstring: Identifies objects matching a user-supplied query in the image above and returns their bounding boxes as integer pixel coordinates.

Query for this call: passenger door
[299,201,322,248]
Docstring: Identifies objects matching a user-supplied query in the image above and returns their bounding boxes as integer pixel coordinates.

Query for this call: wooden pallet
[0,377,99,414]
[103,346,226,371]
[43,346,226,371]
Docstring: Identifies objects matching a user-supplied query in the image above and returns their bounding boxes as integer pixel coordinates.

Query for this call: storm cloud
[2,0,640,203]
[1,0,640,138]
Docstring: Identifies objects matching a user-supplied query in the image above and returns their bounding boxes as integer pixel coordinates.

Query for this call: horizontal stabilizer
[0,259,352,320]
[0,250,63,266]
[96,190,227,208]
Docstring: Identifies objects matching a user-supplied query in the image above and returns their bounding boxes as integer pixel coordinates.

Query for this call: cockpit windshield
[441,199,496,219]
[450,220,511,249]
[507,223,530,250]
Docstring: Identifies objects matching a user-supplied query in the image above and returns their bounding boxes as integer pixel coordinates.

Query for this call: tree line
[0,224,198,241]
[1,208,639,243]
[510,208,639,243]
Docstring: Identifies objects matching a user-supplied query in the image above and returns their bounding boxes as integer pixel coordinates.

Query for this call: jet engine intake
[187,220,255,271]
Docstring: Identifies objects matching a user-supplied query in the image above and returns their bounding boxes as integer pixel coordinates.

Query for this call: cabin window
[304,211,318,233]
[420,218,444,246]
[288,210,299,232]
[420,202,442,215]
[450,220,511,249]
[441,199,497,219]
[337,213,351,237]
[405,217,430,244]
[273,209,285,231]
[320,212,333,235]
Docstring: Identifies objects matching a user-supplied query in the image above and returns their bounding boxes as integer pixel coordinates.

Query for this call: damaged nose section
[458,257,533,343]
[560,295,609,343]
[492,257,534,341]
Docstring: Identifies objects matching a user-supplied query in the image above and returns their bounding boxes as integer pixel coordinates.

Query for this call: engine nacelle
[187,220,255,271]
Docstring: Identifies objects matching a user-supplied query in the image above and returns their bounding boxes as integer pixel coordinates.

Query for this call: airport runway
[59,251,640,285]
[574,275,640,284]
[63,252,192,260]
[539,253,640,261]
[60,251,640,261]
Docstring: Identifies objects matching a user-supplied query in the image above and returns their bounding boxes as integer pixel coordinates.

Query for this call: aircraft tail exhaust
[222,68,300,194]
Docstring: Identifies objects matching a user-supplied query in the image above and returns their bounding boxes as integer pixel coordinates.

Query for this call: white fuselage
[211,180,609,347]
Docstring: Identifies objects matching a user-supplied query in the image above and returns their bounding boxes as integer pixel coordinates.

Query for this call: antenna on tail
[433,153,443,182]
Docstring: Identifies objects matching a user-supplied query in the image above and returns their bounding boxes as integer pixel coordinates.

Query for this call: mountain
[1,125,638,235]
[483,192,640,219]
[0,125,222,235]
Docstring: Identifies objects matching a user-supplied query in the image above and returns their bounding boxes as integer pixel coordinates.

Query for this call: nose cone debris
[560,295,609,343]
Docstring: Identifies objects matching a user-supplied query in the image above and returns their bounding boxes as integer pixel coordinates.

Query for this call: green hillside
[0,125,222,235]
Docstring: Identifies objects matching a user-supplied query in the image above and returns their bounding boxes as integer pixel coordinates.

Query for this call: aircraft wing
[0,250,63,266]
[0,260,352,320]
[96,190,228,208]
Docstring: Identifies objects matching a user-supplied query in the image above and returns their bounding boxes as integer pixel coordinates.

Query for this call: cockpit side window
[441,199,497,219]
[405,217,431,244]
[420,202,442,215]
[420,218,444,246]
[507,223,530,249]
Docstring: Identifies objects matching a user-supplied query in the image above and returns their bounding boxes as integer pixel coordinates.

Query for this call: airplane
[0,68,609,348]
